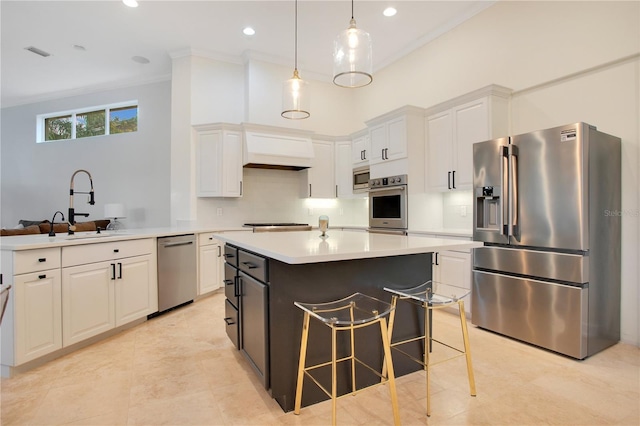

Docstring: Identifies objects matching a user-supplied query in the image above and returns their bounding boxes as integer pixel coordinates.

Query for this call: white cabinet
[198,233,223,295]
[302,139,335,198]
[365,106,425,189]
[351,130,370,167]
[369,115,409,164]
[335,140,355,199]
[195,124,243,198]
[1,248,63,367]
[425,85,511,192]
[61,239,157,346]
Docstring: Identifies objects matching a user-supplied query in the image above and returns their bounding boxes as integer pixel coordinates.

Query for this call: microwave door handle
[501,146,509,236]
[508,145,519,238]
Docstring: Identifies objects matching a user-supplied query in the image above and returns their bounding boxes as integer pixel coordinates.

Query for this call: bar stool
[384,281,476,417]
[294,292,401,426]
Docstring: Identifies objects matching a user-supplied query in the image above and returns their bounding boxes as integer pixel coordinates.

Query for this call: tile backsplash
[442,190,473,229]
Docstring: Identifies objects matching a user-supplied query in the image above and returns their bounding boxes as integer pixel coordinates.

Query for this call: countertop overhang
[214,230,482,264]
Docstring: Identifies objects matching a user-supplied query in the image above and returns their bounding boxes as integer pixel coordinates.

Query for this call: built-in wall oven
[368,174,408,234]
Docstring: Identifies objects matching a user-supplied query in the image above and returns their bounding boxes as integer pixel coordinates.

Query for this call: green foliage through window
[39,102,138,142]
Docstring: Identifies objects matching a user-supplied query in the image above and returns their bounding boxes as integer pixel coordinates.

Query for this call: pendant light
[282,0,310,119]
[332,0,373,88]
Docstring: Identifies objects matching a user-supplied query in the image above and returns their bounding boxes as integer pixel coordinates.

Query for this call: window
[37,101,138,142]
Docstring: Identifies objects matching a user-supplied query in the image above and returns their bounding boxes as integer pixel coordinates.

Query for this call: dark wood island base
[269,253,431,412]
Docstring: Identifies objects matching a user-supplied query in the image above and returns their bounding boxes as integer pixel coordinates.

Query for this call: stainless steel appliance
[243,223,312,232]
[472,122,621,359]
[368,174,408,233]
[353,166,370,193]
[156,234,197,313]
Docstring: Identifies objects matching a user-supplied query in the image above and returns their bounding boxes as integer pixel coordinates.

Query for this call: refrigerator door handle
[501,146,509,236]
[508,144,519,238]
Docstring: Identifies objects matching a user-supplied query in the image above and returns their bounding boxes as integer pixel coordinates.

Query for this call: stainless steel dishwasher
[156,234,197,313]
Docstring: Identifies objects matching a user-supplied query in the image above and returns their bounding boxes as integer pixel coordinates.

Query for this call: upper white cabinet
[365,106,425,190]
[194,123,243,198]
[351,129,370,167]
[335,140,355,199]
[302,139,336,199]
[425,85,511,192]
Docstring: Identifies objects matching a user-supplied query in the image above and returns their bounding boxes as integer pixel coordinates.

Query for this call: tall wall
[0,80,172,229]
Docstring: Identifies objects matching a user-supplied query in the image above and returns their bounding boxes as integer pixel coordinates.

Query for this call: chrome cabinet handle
[223,317,236,325]
[241,261,258,269]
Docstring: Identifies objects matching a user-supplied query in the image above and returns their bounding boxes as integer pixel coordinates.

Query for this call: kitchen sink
[52,232,130,241]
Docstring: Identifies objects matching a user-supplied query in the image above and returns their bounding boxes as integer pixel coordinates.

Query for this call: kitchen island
[213,230,481,412]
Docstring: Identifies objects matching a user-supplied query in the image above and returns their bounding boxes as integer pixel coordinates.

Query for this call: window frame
[36,100,138,143]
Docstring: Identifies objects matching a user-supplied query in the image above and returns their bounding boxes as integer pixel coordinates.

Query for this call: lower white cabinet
[432,249,472,315]
[198,233,223,295]
[61,239,157,347]
[13,269,62,364]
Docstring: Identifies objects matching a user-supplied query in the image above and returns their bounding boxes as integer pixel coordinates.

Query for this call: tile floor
[1,290,639,425]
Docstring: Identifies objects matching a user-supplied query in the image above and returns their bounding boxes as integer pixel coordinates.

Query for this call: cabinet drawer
[62,239,154,267]
[198,233,220,246]
[238,250,268,282]
[224,245,238,267]
[14,248,61,274]
[224,299,239,349]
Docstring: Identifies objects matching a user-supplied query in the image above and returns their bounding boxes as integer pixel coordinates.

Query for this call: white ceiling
[1,0,496,107]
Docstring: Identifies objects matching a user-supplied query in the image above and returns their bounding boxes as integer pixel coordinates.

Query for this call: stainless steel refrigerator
[471,122,621,359]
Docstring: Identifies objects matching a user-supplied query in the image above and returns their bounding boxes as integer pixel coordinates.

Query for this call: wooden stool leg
[424,303,432,417]
[379,318,401,426]
[458,300,476,396]
[294,312,311,415]
[331,325,338,426]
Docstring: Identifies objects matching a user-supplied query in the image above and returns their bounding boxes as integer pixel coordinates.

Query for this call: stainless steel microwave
[353,166,370,192]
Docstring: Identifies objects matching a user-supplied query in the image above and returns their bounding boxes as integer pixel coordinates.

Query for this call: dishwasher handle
[160,241,194,248]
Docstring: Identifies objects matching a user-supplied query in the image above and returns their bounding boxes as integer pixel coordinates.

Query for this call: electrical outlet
[217,208,223,216]
[340,208,344,216]
[460,206,467,217]
[308,208,314,216]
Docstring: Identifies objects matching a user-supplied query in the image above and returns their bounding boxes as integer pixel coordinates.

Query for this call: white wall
[0,80,172,229]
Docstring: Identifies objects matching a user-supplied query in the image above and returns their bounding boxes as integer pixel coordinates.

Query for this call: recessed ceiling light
[243,27,256,36]
[123,0,138,8]
[131,56,150,64]
[383,7,397,17]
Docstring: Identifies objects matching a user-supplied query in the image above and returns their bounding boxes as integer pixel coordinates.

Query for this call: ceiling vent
[24,46,51,57]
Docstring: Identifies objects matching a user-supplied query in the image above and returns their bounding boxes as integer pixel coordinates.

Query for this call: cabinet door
[305,140,335,198]
[115,255,155,326]
[368,123,386,164]
[199,243,222,295]
[239,272,269,388]
[351,134,370,166]
[335,141,354,198]
[196,129,224,197]
[196,128,243,198]
[14,270,62,364]
[222,130,243,197]
[453,97,489,190]
[425,110,454,191]
[433,250,472,315]
[62,261,115,346]
[386,115,408,161]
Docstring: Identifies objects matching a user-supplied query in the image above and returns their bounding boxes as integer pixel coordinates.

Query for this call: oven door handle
[368,186,406,194]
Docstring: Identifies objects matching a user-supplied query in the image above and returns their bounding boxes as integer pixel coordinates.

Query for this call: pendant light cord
[294,0,298,71]
[351,0,354,19]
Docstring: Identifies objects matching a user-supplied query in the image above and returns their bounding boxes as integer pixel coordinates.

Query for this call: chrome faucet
[48,211,65,237]
[68,169,95,235]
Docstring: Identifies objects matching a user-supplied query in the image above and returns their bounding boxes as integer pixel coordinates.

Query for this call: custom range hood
[243,124,314,171]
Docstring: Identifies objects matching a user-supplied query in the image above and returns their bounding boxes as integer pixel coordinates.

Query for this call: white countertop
[0,226,247,251]
[214,230,482,264]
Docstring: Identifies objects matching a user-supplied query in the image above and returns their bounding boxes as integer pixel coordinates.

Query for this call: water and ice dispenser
[475,186,503,232]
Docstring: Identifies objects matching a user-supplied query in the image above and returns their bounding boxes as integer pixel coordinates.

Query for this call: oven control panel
[369,174,407,188]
